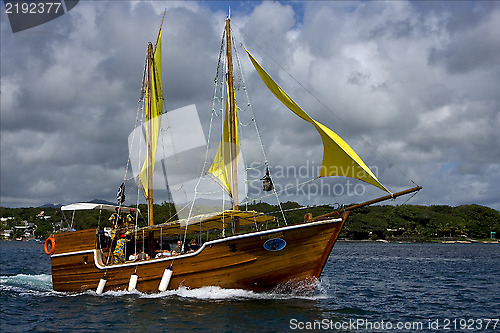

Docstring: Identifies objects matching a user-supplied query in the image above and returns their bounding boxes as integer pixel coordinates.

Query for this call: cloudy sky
[1,1,499,212]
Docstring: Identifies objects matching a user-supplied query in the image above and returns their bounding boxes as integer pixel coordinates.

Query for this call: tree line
[245,202,500,240]
[1,203,499,241]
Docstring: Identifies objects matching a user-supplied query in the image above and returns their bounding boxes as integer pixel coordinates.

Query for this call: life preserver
[44,236,55,255]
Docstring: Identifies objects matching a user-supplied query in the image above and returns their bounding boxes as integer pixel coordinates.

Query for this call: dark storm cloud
[1,1,499,212]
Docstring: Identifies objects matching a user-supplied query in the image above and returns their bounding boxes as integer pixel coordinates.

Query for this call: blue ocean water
[1,241,499,332]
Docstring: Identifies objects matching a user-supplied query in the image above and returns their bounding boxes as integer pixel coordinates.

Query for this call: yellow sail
[245,48,389,193]
[140,31,163,192]
[208,81,239,197]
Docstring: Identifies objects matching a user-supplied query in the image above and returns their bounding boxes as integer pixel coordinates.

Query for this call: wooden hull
[49,217,346,293]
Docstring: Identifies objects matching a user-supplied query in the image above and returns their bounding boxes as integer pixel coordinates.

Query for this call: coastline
[337,238,499,244]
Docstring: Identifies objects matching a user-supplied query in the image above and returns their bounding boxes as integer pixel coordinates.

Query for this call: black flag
[261,167,273,192]
[117,182,125,205]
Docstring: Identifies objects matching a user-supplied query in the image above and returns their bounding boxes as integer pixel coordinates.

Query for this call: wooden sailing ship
[45,12,421,294]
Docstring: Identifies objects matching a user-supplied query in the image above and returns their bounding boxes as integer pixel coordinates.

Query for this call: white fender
[158,266,173,292]
[128,273,138,292]
[96,278,107,295]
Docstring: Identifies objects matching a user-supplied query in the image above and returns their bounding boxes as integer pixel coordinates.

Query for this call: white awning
[61,203,139,213]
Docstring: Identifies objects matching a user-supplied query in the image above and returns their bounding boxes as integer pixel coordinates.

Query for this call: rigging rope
[161,111,189,204]
[233,38,288,225]
[181,27,228,241]
[232,22,419,189]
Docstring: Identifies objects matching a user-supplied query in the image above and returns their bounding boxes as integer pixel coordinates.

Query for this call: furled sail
[245,48,389,193]
[140,31,163,193]
[208,81,239,197]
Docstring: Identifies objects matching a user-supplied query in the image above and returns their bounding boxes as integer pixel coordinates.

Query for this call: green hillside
[1,203,499,241]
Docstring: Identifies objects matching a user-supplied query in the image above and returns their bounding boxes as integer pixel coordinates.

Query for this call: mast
[146,42,154,226]
[146,9,166,227]
[225,12,239,211]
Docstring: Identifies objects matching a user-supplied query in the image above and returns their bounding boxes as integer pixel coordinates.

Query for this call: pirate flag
[261,167,273,192]
[117,182,125,205]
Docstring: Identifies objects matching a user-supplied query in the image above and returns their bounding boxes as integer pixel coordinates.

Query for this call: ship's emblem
[263,238,286,251]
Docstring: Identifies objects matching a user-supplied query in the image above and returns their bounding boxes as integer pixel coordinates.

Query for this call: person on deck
[126,208,135,225]
[129,251,149,262]
[108,207,123,239]
[189,238,200,252]
[155,249,171,258]
[113,233,129,264]
[172,240,183,255]
[109,207,122,226]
